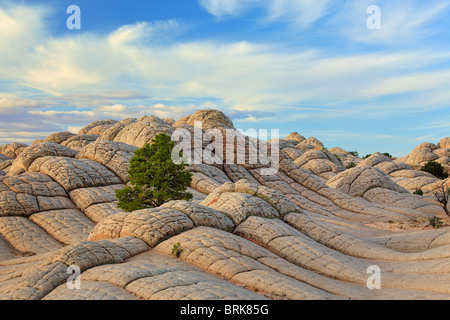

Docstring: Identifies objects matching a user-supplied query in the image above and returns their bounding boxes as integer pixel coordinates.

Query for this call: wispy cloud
[0,98,55,111]
[199,0,258,18]
[263,0,336,29]
[109,20,184,45]
[0,3,49,76]
[336,0,450,45]
[28,110,96,119]
[199,0,336,29]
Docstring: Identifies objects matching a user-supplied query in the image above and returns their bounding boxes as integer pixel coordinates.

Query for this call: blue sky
[0,0,449,157]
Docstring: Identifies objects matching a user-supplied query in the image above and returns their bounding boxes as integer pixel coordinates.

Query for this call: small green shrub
[346,162,357,169]
[421,161,449,179]
[413,189,424,196]
[171,242,183,258]
[382,152,393,159]
[348,151,359,157]
[333,154,342,163]
[363,154,372,159]
[429,216,443,229]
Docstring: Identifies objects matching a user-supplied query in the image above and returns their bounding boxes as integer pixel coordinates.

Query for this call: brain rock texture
[0,109,449,301]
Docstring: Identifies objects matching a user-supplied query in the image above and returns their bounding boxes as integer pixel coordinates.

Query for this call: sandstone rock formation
[0,142,27,159]
[397,138,450,172]
[328,147,363,167]
[0,109,448,301]
[44,132,77,144]
[173,109,234,131]
[356,152,449,194]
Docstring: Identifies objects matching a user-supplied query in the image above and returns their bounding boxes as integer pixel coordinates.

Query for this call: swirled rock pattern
[0,109,448,301]
[61,134,99,151]
[79,120,118,136]
[0,154,13,175]
[328,147,363,167]
[293,149,346,179]
[8,142,78,175]
[355,152,449,194]
[44,132,77,144]
[397,138,450,172]
[173,109,234,131]
[0,143,27,159]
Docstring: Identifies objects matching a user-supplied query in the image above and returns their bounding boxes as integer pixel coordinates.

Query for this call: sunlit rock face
[0,110,449,301]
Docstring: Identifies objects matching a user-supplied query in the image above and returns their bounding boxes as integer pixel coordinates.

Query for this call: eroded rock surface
[0,110,448,301]
[398,138,449,172]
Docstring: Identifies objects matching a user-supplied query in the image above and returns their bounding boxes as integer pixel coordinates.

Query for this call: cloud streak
[199,0,336,29]
[336,0,450,45]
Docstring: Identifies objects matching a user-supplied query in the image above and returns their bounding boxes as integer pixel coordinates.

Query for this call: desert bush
[421,161,449,179]
[429,216,443,229]
[116,133,193,212]
[348,151,359,157]
[171,242,183,258]
[432,184,449,217]
[363,153,393,160]
[413,189,424,196]
[346,162,357,169]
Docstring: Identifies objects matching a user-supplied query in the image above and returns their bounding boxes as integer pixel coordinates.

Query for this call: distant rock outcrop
[357,152,449,194]
[327,166,408,197]
[397,138,450,172]
[173,109,234,131]
[0,142,27,159]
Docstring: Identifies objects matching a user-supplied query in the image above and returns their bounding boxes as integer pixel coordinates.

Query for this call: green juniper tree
[116,133,193,212]
[420,161,449,180]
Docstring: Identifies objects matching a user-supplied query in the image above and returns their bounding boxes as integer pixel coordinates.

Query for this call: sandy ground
[365,215,450,232]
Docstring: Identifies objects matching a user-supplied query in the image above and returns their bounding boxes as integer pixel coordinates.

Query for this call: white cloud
[29,110,95,117]
[147,104,198,120]
[264,0,335,29]
[199,0,450,44]
[199,0,257,18]
[424,120,450,130]
[9,29,450,117]
[363,70,450,98]
[109,20,182,46]
[0,3,49,76]
[109,22,153,46]
[27,110,96,124]
[97,104,127,113]
[67,126,83,134]
[200,0,335,29]
[0,98,49,111]
[336,0,450,45]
